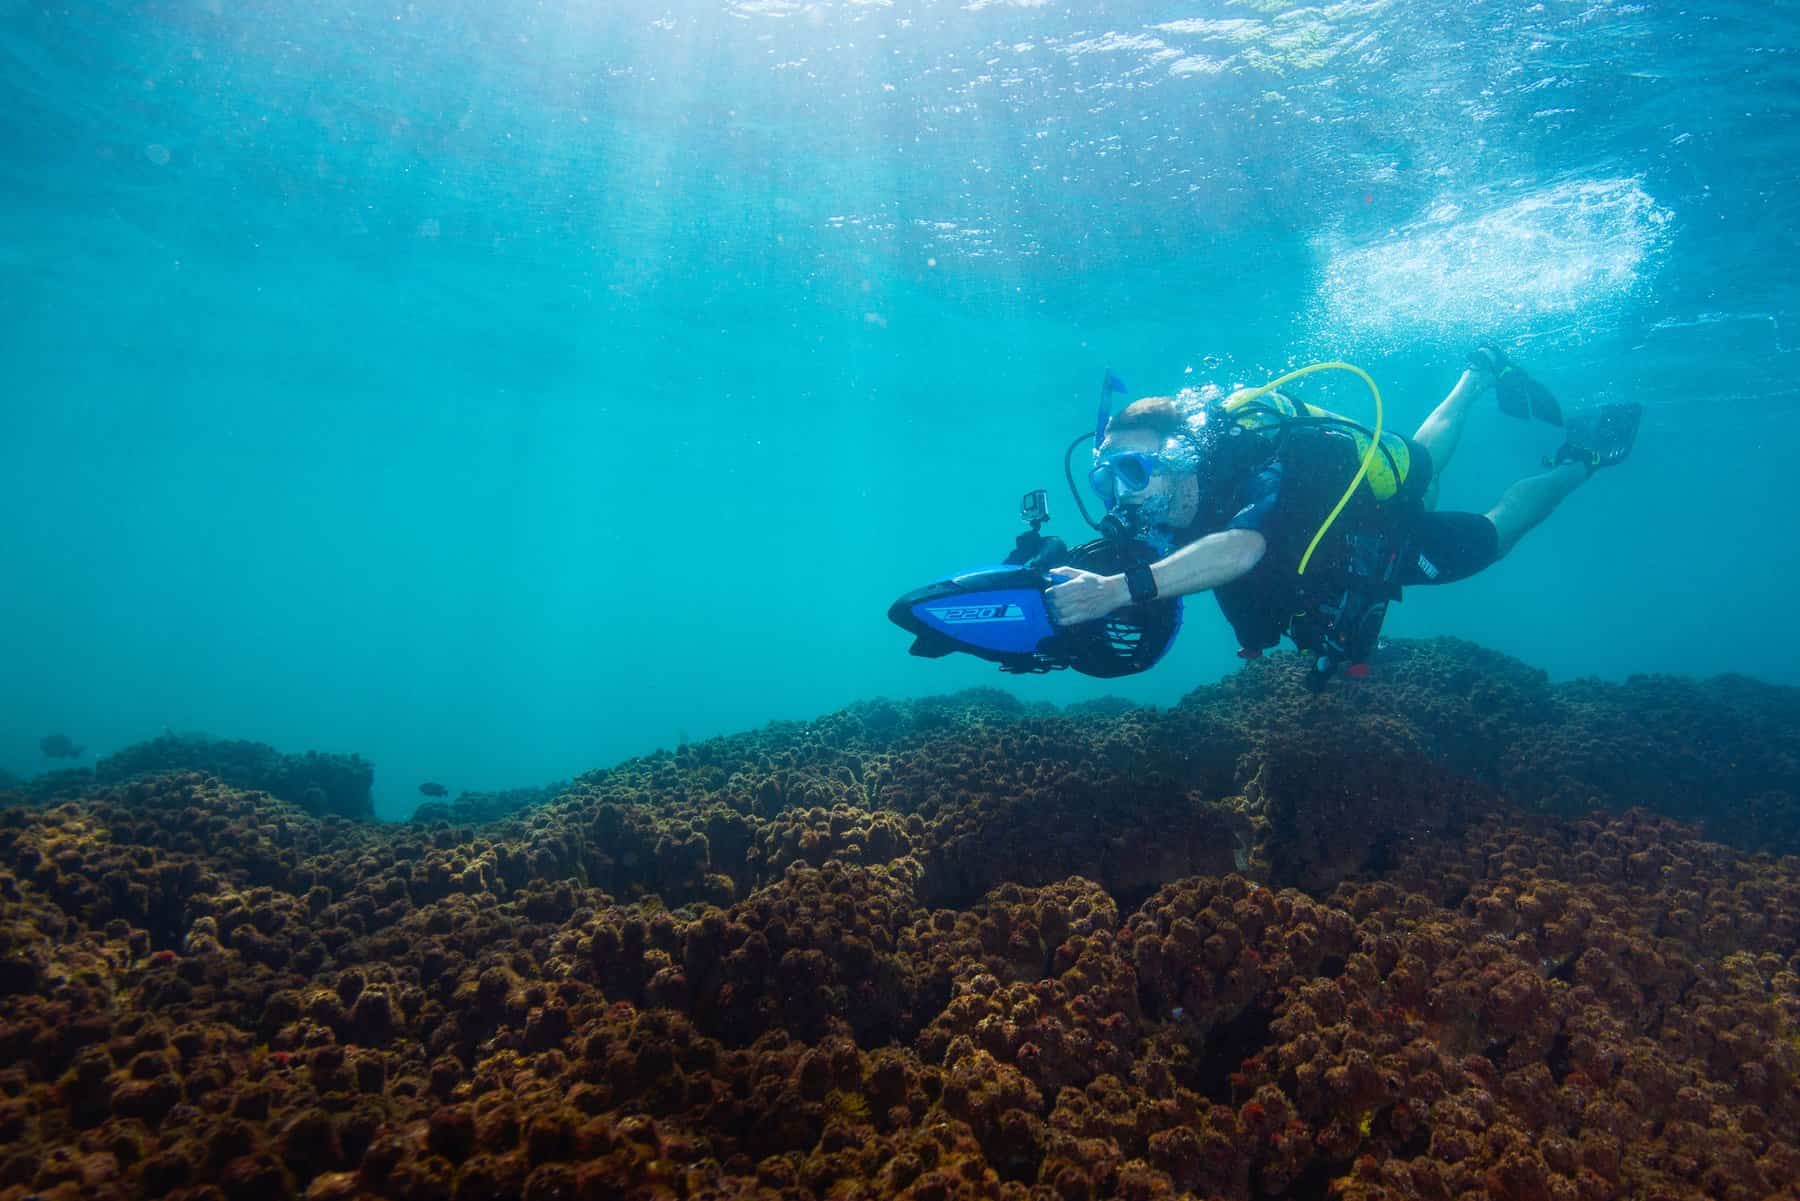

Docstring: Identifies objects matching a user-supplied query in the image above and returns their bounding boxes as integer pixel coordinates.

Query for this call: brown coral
[0,640,1797,1201]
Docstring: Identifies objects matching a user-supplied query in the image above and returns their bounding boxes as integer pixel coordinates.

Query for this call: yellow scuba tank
[1228,391,1412,502]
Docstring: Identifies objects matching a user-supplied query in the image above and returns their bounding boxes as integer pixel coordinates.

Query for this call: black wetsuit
[1166,419,1502,656]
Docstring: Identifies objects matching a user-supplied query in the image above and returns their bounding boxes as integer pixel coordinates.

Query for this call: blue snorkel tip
[1095,368,1129,446]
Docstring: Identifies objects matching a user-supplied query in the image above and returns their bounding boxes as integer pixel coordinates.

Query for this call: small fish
[39,734,84,759]
[418,781,449,798]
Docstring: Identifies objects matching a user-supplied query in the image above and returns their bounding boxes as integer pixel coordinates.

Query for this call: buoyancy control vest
[1184,392,1429,687]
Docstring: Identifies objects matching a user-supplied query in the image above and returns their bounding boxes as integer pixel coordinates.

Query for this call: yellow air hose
[1221,361,1384,576]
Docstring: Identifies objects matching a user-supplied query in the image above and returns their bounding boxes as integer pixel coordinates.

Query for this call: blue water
[4,1,1797,817]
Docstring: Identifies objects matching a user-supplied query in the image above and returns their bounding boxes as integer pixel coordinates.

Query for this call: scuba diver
[1039,347,1641,683]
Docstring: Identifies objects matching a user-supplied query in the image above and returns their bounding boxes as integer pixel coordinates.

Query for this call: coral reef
[410,782,569,828]
[1499,673,1800,850]
[0,766,98,807]
[94,734,374,821]
[0,638,1796,1201]
[39,734,85,760]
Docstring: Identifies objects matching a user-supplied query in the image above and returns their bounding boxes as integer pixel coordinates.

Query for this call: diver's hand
[1044,567,1128,626]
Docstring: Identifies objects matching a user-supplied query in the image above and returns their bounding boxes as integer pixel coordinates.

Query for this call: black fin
[1495,365,1563,426]
[1494,367,1531,420]
[1471,344,1563,426]
[1551,403,1642,473]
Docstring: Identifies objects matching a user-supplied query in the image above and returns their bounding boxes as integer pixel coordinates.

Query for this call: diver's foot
[1467,343,1510,381]
[1549,402,1642,475]
[1468,342,1564,426]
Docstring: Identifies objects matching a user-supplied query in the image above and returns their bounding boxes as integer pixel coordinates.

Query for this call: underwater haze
[3,0,1798,817]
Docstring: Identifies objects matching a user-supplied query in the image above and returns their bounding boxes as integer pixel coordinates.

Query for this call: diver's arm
[1044,530,1264,625]
[1148,528,1266,597]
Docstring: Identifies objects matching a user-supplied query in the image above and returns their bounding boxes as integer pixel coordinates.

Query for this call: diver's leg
[1412,368,1490,480]
[1486,461,1588,556]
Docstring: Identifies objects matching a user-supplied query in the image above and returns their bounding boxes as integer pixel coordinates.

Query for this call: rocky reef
[0,638,1795,1201]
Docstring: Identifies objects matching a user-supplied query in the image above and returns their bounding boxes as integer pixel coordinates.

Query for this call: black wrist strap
[1124,562,1158,604]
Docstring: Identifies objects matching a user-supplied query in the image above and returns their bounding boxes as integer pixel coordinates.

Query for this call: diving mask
[1087,451,1160,501]
[1093,422,1212,541]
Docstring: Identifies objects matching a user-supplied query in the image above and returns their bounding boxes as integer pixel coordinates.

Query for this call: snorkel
[1065,370,1130,533]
